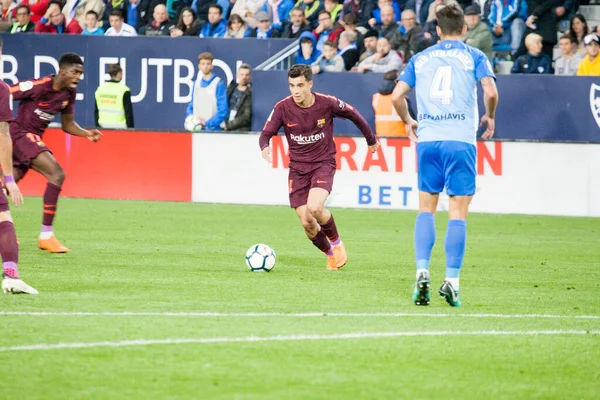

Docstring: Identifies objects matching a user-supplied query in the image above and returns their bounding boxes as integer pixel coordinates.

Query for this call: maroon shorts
[288,161,336,209]
[12,132,51,179]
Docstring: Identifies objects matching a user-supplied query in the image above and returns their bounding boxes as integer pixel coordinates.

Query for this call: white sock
[446,277,459,291]
[416,268,429,280]
[39,231,54,240]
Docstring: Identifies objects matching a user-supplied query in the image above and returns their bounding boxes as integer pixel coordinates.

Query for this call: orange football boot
[38,236,69,253]
[326,255,338,270]
[331,242,348,269]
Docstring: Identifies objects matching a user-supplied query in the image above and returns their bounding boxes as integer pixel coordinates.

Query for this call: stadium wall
[18,130,600,217]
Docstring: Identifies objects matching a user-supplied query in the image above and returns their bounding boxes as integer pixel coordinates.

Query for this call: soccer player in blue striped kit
[391,4,499,306]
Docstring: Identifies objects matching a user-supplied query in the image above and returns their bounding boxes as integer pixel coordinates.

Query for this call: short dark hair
[559,34,573,42]
[288,64,312,81]
[16,4,31,14]
[86,10,99,19]
[342,12,357,26]
[48,0,63,10]
[209,3,223,14]
[59,53,84,69]
[239,63,252,72]
[436,4,464,36]
[383,70,398,81]
[324,40,337,49]
[108,64,122,78]
[318,10,331,18]
[198,52,214,62]
[109,9,124,18]
[290,7,304,16]
[300,37,313,45]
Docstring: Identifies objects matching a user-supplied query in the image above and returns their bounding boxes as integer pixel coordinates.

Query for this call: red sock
[0,221,19,278]
[310,230,332,256]
[320,214,340,245]
[42,183,61,227]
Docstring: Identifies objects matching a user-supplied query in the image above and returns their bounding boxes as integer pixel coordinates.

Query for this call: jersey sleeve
[9,80,37,101]
[398,57,416,88]
[62,89,77,115]
[329,96,377,146]
[258,103,284,150]
[474,51,496,82]
[0,83,14,123]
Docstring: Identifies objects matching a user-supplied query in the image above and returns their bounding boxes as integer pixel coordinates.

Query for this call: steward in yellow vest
[372,70,406,137]
[94,64,134,129]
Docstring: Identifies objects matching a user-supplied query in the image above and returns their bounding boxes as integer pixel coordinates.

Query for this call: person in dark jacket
[282,6,311,38]
[170,6,203,36]
[248,10,282,38]
[224,64,252,132]
[522,0,563,58]
[511,32,552,74]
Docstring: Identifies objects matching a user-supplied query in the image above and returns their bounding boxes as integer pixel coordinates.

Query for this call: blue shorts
[417,141,476,196]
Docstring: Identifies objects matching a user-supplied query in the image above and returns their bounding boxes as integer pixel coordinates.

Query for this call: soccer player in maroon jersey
[259,64,380,270]
[0,39,38,294]
[9,53,102,253]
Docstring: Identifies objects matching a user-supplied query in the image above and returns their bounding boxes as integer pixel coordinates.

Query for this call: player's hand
[368,141,380,153]
[87,129,103,142]
[405,118,418,143]
[5,181,23,207]
[480,115,495,139]
[261,147,272,163]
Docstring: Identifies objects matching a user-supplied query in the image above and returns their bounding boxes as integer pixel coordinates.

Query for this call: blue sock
[415,212,436,272]
[445,220,467,280]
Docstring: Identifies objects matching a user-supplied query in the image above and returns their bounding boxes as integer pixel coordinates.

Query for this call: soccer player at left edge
[9,52,102,253]
[0,38,38,294]
[259,64,380,270]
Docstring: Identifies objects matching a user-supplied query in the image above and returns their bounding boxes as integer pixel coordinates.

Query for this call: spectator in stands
[127,0,147,31]
[488,0,525,56]
[338,30,360,70]
[224,64,252,131]
[511,33,552,74]
[404,0,436,25]
[372,70,408,137]
[35,1,82,33]
[139,4,172,35]
[0,0,17,28]
[63,0,105,30]
[192,0,230,22]
[374,5,401,49]
[555,34,582,76]
[82,10,104,35]
[340,12,364,53]
[225,13,250,37]
[369,0,401,27]
[397,9,422,62]
[200,4,227,37]
[248,10,281,37]
[426,0,458,22]
[95,64,134,129]
[417,3,443,51]
[554,0,579,28]
[186,52,228,131]
[295,0,323,28]
[577,33,600,76]
[357,37,403,73]
[11,4,35,33]
[295,31,320,64]
[105,9,137,35]
[311,40,345,73]
[170,7,202,36]
[462,5,492,60]
[568,14,589,56]
[359,28,378,62]
[21,0,51,24]
[101,0,128,28]
[313,11,337,52]
[263,0,294,31]
[282,6,310,38]
[342,0,376,28]
[230,0,266,28]
[523,0,560,59]
[323,0,342,23]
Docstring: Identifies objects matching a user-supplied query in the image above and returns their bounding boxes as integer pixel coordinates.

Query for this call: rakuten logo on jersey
[34,109,56,121]
[290,132,325,145]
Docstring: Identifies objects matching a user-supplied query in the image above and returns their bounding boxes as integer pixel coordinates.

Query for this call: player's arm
[331,97,379,152]
[391,58,418,142]
[480,76,498,139]
[61,114,102,142]
[0,122,23,207]
[259,105,284,163]
[9,81,36,101]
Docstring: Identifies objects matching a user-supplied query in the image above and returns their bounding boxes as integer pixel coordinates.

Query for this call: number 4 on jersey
[430,66,453,105]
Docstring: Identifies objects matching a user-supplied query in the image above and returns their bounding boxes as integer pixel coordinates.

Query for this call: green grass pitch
[1,197,599,399]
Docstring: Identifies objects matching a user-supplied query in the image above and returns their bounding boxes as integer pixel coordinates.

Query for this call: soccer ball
[184,115,203,132]
[245,244,276,272]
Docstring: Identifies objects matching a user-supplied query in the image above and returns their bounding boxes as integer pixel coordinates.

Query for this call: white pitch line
[0,311,599,319]
[0,330,597,352]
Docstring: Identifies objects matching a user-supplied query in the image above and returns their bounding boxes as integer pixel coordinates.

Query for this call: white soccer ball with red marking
[245,244,276,272]
[184,115,202,132]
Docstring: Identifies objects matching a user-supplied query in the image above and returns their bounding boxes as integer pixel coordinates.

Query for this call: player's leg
[306,188,345,269]
[0,200,38,294]
[30,151,69,253]
[295,205,335,268]
[438,141,477,307]
[412,142,444,305]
